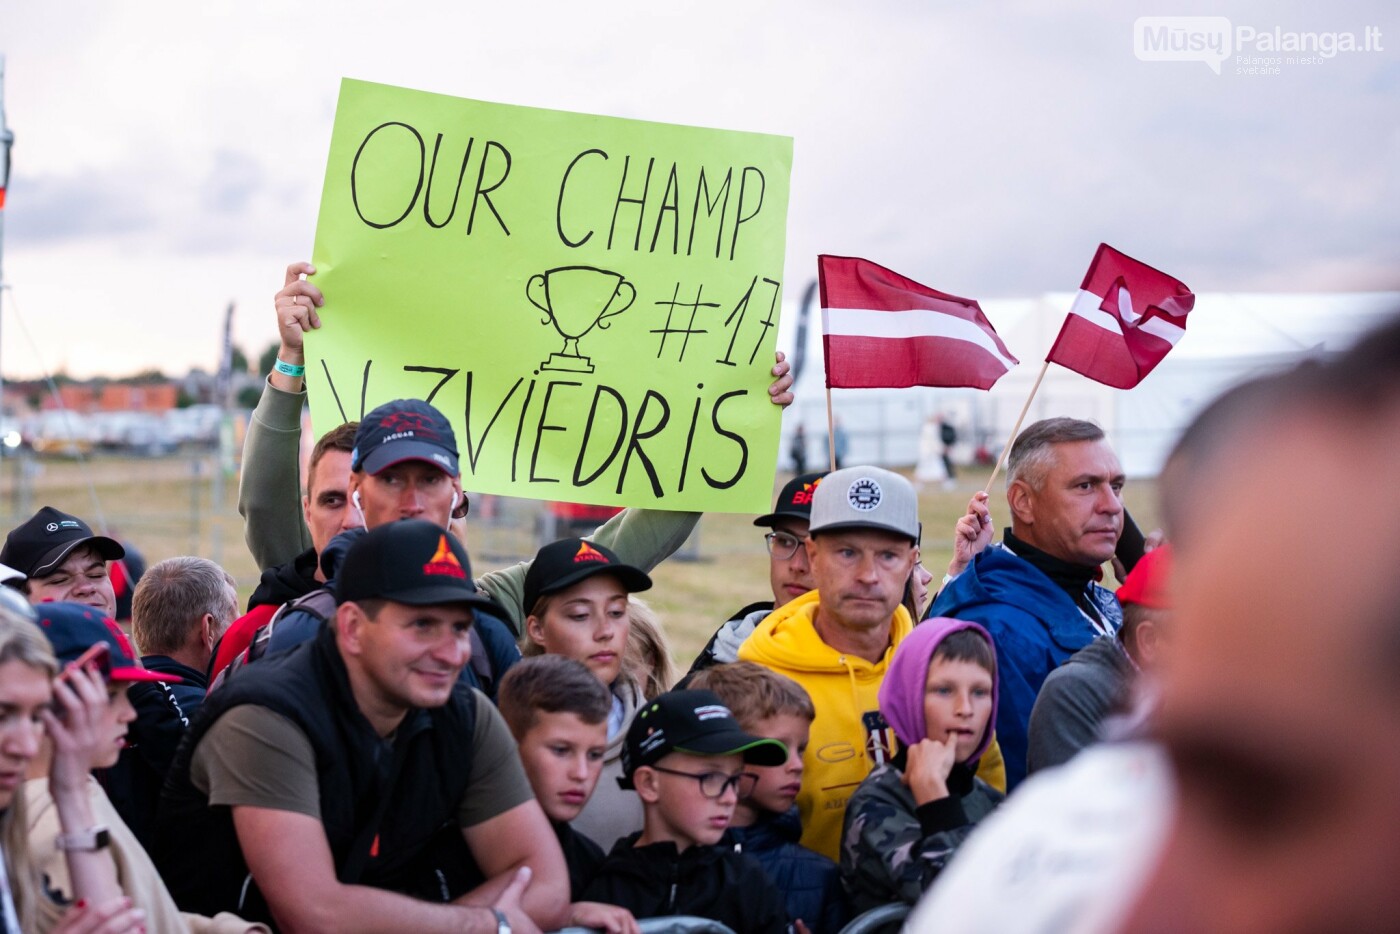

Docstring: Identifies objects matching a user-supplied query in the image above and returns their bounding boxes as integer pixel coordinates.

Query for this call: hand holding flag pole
[983,244,1195,493]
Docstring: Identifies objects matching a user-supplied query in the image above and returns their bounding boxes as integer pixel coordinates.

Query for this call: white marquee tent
[780,290,1400,477]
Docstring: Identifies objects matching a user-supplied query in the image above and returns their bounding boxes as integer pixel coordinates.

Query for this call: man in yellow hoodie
[739,465,919,861]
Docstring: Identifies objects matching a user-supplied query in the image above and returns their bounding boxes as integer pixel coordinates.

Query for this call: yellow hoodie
[738,590,913,861]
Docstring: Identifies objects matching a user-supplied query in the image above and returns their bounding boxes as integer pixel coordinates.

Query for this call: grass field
[0,452,1160,669]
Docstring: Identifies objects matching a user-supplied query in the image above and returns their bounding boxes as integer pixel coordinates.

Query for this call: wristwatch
[55,825,110,852]
[493,908,511,934]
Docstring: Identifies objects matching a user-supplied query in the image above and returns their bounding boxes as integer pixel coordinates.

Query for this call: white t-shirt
[906,742,1174,934]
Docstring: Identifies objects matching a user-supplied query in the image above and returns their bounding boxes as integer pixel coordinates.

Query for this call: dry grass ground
[0,453,1160,670]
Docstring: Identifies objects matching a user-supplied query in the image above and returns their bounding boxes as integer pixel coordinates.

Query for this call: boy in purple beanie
[839,618,1004,913]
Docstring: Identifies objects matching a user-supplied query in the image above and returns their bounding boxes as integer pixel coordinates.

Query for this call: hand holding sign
[275,262,323,355]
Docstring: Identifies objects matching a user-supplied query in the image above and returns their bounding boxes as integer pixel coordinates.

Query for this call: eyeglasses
[764,530,808,560]
[649,765,758,800]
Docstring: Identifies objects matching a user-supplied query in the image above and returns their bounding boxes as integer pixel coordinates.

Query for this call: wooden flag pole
[825,385,837,471]
[983,360,1050,493]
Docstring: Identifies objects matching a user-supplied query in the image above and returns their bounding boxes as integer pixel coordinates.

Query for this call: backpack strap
[467,628,492,695]
[237,588,339,672]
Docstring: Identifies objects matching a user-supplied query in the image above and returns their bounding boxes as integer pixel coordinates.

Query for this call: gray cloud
[1,0,1395,377]
[5,171,159,243]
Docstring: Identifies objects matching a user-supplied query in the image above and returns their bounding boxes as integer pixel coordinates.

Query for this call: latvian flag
[818,255,1018,390]
[1046,244,1195,390]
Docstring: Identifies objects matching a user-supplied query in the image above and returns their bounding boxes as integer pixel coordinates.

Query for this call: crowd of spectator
[0,265,1396,933]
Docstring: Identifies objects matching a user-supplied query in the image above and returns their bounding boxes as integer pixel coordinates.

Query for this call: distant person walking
[939,415,958,482]
[790,424,808,475]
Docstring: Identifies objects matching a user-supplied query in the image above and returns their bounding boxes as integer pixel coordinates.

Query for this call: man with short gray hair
[132,556,240,677]
[929,417,1125,788]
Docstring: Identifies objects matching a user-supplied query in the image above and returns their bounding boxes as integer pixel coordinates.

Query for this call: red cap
[1116,544,1173,610]
[35,602,182,685]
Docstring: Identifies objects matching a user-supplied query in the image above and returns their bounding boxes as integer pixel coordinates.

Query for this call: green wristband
[274,358,306,378]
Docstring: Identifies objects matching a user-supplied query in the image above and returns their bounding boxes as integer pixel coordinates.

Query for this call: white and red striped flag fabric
[1046,244,1195,389]
[818,255,1018,390]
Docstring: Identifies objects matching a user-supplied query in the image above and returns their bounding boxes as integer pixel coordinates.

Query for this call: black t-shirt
[555,820,606,900]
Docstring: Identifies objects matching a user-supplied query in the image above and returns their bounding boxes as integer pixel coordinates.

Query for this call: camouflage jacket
[840,761,1003,913]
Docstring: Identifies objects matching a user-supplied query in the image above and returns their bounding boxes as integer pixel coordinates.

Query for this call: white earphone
[350,487,460,521]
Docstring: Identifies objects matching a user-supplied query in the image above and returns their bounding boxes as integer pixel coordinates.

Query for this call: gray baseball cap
[808,466,919,542]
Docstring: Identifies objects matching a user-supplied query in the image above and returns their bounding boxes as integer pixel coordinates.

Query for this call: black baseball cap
[0,507,125,578]
[35,602,179,685]
[351,399,460,477]
[335,519,502,614]
[618,688,787,788]
[523,538,652,614]
[753,472,828,528]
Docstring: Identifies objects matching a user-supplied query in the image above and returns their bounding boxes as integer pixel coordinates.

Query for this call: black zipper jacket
[581,833,789,934]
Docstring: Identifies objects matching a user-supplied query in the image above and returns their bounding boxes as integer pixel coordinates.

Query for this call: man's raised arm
[238,262,324,569]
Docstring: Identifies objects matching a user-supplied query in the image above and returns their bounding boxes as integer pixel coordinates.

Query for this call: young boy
[496,655,638,933]
[841,619,1004,913]
[690,662,852,934]
[582,688,792,933]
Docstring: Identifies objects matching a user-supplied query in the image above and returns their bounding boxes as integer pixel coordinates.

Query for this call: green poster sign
[306,79,792,513]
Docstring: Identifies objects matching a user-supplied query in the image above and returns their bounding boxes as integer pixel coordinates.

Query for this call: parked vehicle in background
[164,404,222,448]
[23,410,98,456]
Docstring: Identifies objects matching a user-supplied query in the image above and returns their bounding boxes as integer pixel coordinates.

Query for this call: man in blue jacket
[928,417,1124,788]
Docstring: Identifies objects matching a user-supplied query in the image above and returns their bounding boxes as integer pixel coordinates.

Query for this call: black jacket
[555,820,605,900]
[246,546,320,612]
[729,808,851,934]
[98,656,208,850]
[582,834,789,934]
[154,623,480,924]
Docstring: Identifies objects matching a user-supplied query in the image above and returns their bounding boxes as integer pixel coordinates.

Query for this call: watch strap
[54,825,110,852]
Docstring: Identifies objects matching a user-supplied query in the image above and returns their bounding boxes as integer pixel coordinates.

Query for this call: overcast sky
[1,0,1396,378]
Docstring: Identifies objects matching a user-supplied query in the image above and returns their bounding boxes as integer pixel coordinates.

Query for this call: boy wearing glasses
[689,663,851,934]
[582,689,792,932]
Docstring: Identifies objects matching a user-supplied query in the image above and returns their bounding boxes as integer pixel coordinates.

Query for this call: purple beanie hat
[878,617,999,764]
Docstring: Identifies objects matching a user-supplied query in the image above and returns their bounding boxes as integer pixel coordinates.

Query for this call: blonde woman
[0,599,143,933]
[21,603,268,934]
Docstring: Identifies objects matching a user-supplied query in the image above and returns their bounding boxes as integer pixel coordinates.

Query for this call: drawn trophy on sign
[526,266,636,374]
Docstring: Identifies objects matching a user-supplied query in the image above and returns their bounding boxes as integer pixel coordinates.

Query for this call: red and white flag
[1046,244,1195,389]
[818,255,1018,390]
